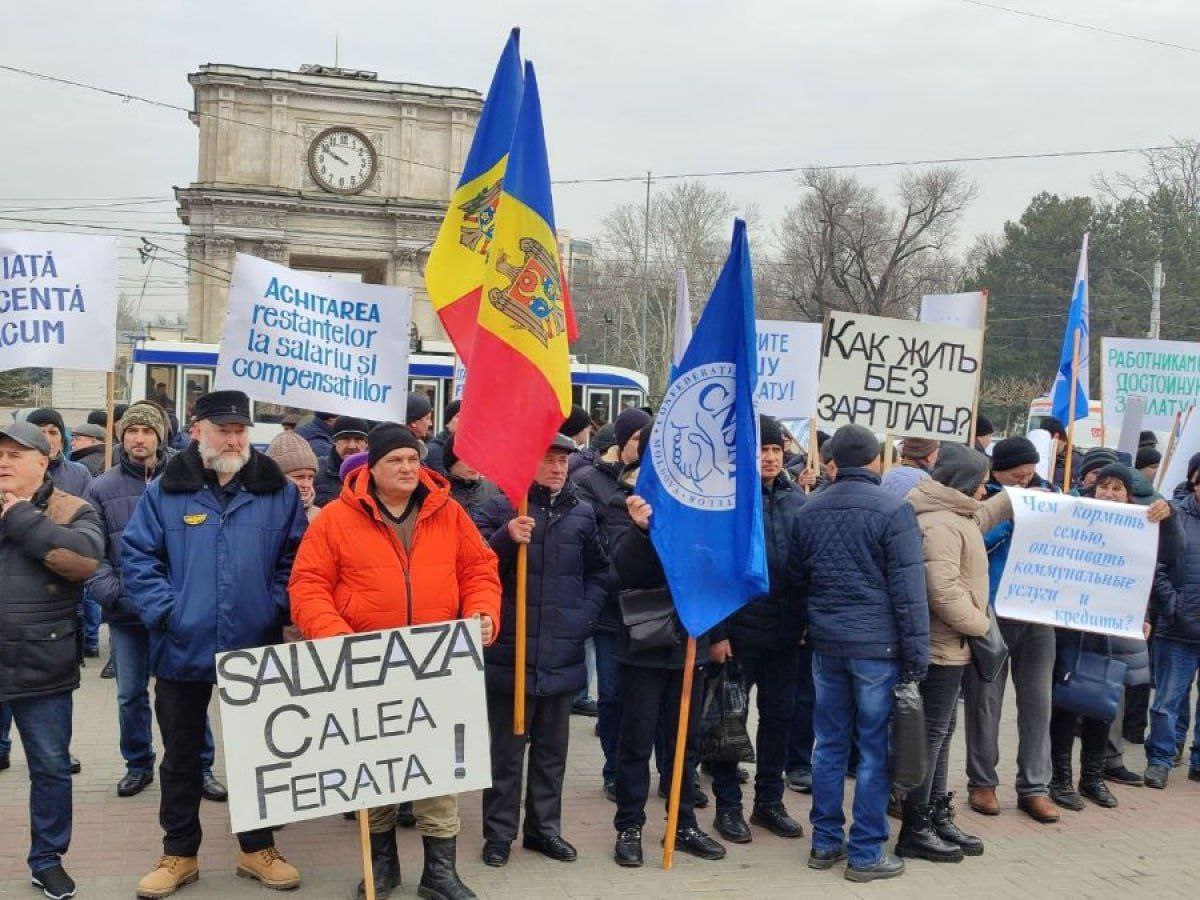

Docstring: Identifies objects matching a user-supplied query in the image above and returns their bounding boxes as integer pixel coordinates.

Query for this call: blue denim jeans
[810,653,899,868]
[8,691,73,874]
[593,629,621,783]
[787,646,815,774]
[0,702,11,758]
[109,623,216,774]
[81,589,102,653]
[575,637,597,704]
[1147,638,1200,769]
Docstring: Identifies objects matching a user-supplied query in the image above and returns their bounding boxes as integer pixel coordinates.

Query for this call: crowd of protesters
[1,391,1197,900]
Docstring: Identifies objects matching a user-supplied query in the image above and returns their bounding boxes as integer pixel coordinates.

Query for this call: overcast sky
[1,0,1195,317]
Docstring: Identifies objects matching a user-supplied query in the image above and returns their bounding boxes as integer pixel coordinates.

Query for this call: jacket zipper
[377,519,415,626]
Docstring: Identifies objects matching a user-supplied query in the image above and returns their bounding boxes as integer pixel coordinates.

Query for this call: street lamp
[1107,262,1164,339]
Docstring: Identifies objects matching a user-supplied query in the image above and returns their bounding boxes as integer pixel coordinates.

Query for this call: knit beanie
[991,436,1039,472]
[1138,430,1158,449]
[591,422,617,454]
[444,399,462,423]
[759,415,784,448]
[827,424,880,468]
[932,443,991,496]
[332,416,369,440]
[368,423,422,468]
[559,404,591,438]
[340,450,369,480]
[405,392,432,425]
[975,415,995,438]
[900,437,939,460]
[87,409,108,427]
[266,430,319,474]
[118,402,166,443]
[1188,452,1200,484]
[1094,463,1135,497]
[614,407,652,452]
[634,421,655,469]
[26,407,65,435]
[1079,447,1119,480]
[1135,446,1162,470]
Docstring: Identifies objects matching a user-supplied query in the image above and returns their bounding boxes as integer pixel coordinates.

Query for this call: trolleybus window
[145,368,177,418]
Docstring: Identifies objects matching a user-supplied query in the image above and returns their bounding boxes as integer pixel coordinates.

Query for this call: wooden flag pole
[357,809,376,900]
[881,433,894,474]
[1063,330,1082,491]
[513,495,530,735]
[1157,408,1187,492]
[968,289,989,447]
[806,424,819,494]
[103,371,116,472]
[662,636,697,871]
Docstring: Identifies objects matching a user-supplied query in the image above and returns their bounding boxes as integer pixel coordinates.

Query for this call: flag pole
[806,424,819,494]
[662,636,697,871]
[513,495,529,735]
[1063,329,1082,491]
[1157,408,1187,492]
[968,290,988,446]
[881,433,894,474]
[103,371,116,472]
[357,809,376,900]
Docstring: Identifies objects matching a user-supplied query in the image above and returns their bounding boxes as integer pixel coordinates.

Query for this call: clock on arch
[308,126,377,194]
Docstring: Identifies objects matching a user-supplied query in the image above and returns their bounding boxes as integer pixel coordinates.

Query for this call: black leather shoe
[0,754,9,771]
[69,756,81,775]
[751,803,803,838]
[602,780,617,803]
[522,833,577,862]
[570,699,598,717]
[808,847,847,870]
[482,840,510,867]
[1103,765,1144,786]
[845,852,905,882]
[201,772,228,802]
[713,808,752,844]
[672,826,726,861]
[117,769,154,797]
[358,830,401,899]
[614,826,643,867]
[100,657,116,679]
[1145,764,1169,789]
[1189,768,1200,782]
[786,769,812,793]
[84,647,100,659]
[31,863,76,900]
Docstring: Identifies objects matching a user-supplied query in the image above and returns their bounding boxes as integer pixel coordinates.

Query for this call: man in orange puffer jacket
[289,423,500,900]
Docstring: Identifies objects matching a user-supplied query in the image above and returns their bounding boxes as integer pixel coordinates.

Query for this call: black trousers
[614,663,702,832]
[1049,705,1108,764]
[903,664,965,810]
[155,678,273,857]
[482,689,573,842]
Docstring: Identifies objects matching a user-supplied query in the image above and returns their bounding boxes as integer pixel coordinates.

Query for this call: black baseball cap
[193,391,253,426]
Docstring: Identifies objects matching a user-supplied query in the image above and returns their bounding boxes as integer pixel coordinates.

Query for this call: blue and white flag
[1051,233,1090,424]
[636,220,769,638]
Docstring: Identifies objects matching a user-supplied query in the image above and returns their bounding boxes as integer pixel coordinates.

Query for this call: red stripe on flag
[454,328,565,506]
[436,289,482,365]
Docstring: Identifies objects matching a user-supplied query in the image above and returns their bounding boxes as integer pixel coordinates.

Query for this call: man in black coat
[473,434,608,867]
[0,421,104,900]
[313,416,368,508]
[708,416,806,844]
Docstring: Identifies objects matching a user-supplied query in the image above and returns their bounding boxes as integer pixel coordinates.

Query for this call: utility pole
[1149,259,1163,339]
[639,171,651,377]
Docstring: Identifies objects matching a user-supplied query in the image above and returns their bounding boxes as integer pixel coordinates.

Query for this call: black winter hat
[1094,463,1135,496]
[615,407,652,452]
[368,423,422,468]
[193,391,252,425]
[405,391,432,424]
[1136,446,1162,470]
[332,417,370,440]
[444,399,462,423]
[827,424,879,469]
[759,415,784,449]
[1079,447,1119,479]
[1138,430,1158,449]
[87,409,108,427]
[975,415,995,438]
[559,404,591,437]
[591,422,617,454]
[1040,416,1067,439]
[1189,451,1200,484]
[991,436,1039,472]
[443,433,460,472]
[634,421,655,469]
[26,407,65,435]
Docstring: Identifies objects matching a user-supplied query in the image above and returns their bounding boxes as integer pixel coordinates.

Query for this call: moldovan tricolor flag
[423,29,523,364]
[453,61,573,505]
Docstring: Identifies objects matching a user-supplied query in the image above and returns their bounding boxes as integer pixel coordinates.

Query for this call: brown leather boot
[236,848,301,890]
[967,786,999,816]
[136,856,199,899]
[1017,794,1061,824]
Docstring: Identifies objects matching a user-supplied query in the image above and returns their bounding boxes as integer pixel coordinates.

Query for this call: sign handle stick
[1157,409,1186,492]
[807,423,819,494]
[881,433,894,474]
[513,495,529,735]
[357,809,376,900]
[1063,330,1082,491]
[968,290,988,446]
[103,371,115,472]
[662,636,697,871]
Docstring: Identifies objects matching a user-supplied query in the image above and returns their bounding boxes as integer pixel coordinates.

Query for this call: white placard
[919,291,987,331]
[1158,407,1200,494]
[216,254,413,421]
[0,232,117,373]
[995,488,1158,639]
[1102,337,1200,432]
[817,311,984,442]
[216,620,491,832]
[1027,429,1054,483]
[755,320,822,419]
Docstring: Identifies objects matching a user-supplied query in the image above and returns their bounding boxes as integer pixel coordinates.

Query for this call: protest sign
[452,355,467,401]
[1027,429,1054,483]
[919,291,987,331]
[995,488,1157,640]
[1158,406,1199,493]
[754,319,821,419]
[0,232,117,373]
[817,311,983,442]
[1115,396,1147,460]
[215,254,413,421]
[1102,337,1200,432]
[216,619,491,833]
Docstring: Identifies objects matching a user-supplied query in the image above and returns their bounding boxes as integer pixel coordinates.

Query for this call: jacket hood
[340,462,450,525]
[909,476,981,518]
[160,442,287,494]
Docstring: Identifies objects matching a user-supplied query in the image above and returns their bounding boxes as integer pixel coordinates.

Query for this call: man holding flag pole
[612,219,768,870]
[1049,234,1090,491]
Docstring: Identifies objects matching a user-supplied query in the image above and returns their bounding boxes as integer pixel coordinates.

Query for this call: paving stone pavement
[3,641,1200,899]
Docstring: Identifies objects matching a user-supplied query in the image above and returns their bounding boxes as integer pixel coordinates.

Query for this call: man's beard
[200,442,250,475]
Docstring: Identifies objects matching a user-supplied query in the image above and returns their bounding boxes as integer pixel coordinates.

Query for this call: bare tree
[1096,137,1200,212]
[773,166,976,322]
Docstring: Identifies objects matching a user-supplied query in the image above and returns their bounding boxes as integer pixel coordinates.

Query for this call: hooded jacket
[295,416,335,462]
[289,466,501,640]
[447,472,501,522]
[121,444,308,683]
[0,479,103,702]
[473,482,608,695]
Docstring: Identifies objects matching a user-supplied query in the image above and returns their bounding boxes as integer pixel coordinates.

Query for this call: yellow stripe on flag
[424,158,507,311]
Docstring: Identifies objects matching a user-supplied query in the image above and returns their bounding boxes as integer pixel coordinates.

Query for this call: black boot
[895,802,963,863]
[417,836,475,900]
[930,793,983,857]
[1049,752,1084,811]
[358,830,401,899]
[1079,753,1118,808]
